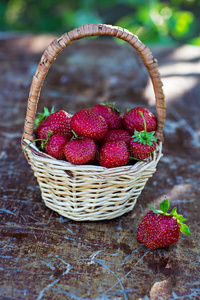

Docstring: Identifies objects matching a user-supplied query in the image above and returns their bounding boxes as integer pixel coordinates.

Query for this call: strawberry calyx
[35,106,54,128]
[101,100,122,114]
[149,198,191,236]
[71,130,84,140]
[132,111,157,146]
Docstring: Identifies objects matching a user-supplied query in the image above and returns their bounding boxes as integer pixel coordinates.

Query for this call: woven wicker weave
[22,23,166,221]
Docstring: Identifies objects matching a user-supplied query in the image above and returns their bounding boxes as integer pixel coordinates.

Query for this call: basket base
[42,196,138,221]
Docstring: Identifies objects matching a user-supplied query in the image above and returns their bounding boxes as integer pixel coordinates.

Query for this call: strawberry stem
[71,130,78,139]
[131,111,157,146]
[23,139,47,152]
[23,130,53,152]
[139,111,147,139]
[129,156,145,162]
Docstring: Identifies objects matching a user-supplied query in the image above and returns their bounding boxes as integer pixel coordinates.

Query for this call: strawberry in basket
[45,134,70,160]
[137,198,191,250]
[123,106,157,135]
[129,111,157,160]
[91,101,123,130]
[35,107,72,140]
[70,108,108,142]
[99,140,129,168]
[100,129,131,146]
[23,132,71,160]
[64,135,96,165]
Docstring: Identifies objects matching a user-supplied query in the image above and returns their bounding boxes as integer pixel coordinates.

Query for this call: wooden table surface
[0,33,200,300]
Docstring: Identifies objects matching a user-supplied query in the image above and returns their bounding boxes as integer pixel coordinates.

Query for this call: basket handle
[22,23,166,143]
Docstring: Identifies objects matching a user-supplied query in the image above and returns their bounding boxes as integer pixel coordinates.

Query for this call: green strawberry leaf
[180,223,191,235]
[171,207,177,215]
[51,106,55,114]
[171,208,188,223]
[35,107,51,128]
[176,214,188,223]
[149,205,160,214]
[160,199,170,214]
[38,112,45,121]
[131,125,157,146]
[44,107,50,117]
[103,100,115,108]
[35,118,41,127]
[149,133,157,141]
[102,100,122,114]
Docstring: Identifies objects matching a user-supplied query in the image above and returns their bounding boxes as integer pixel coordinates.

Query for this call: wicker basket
[21,24,166,221]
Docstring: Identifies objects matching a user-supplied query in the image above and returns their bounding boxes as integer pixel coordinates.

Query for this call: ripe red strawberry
[99,140,129,168]
[130,140,156,160]
[45,134,70,160]
[100,129,131,146]
[64,137,96,165]
[137,198,191,250]
[123,106,156,135]
[129,111,157,160]
[91,101,123,130]
[70,108,108,142]
[36,107,72,140]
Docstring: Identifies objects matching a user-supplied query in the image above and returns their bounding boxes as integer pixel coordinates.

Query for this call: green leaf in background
[169,10,195,39]
[189,36,200,46]
[1,0,200,46]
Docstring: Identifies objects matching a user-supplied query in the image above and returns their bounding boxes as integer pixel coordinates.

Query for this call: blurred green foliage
[0,0,200,45]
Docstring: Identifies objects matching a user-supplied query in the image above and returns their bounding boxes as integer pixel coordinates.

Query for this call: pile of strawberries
[33,101,157,168]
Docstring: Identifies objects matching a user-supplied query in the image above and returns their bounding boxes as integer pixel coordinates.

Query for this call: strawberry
[130,140,156,160]
[129,111,157,160]
[123,106,156,135]
[70,108,108,142]
[35,107,72,140]
[45,134,70,160]
[64,137,96,165]
[91,101,123,130]
[137,198,191,250]
[99,140,129,168]
[100,129,131,146]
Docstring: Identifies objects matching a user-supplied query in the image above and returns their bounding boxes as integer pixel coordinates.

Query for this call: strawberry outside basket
[21,24,166,221]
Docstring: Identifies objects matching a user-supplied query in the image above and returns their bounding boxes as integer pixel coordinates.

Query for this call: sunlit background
[0,0,199,46]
